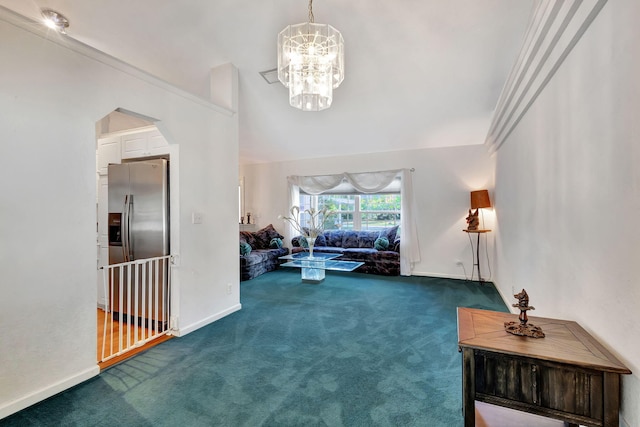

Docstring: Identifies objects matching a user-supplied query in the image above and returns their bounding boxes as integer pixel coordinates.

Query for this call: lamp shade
[470,190,491,209]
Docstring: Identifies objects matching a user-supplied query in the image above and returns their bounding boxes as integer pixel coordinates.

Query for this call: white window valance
[286,169,421,276]
[287,170,401,195]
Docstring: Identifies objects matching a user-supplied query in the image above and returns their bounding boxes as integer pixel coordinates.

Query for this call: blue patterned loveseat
[291,226,400,276]
[240,224,289,281]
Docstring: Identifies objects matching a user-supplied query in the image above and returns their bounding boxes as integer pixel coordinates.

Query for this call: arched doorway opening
[95,108,176,369]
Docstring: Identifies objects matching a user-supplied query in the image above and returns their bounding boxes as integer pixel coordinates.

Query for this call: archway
[95,108,176,369]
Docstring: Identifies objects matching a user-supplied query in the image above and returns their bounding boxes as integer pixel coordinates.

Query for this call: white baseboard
[175,303,242,337]
[489,278,517,314]
[411,271,510,308]
[410,270,468,281]
[0,366,99,420]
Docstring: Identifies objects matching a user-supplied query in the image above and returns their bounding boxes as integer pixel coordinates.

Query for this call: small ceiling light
[41,9,69,34]
[277,0,344,111]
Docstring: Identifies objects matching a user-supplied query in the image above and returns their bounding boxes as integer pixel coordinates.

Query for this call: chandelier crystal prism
[277,0,344,111]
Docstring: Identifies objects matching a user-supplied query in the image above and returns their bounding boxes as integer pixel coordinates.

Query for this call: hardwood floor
[97,308,172,370]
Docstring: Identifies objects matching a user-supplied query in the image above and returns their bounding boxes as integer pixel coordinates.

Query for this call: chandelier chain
[308,0,314,23]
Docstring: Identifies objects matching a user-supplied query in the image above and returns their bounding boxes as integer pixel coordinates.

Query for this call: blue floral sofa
[291,226,400,276]
[240,224,289,281]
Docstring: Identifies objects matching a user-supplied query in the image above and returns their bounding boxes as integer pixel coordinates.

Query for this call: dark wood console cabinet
[457,308,631,427]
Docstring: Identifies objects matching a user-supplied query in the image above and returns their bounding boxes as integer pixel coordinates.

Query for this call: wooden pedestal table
[457,307,631,427]
[463,229,491,283]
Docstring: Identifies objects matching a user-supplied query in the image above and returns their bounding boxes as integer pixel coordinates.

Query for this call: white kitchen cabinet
[121,129,169,159]
[96,136,121,175]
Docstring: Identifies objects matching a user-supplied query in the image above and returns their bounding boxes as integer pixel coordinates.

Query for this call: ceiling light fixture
[277,0,344,111]
[41,9,69,34]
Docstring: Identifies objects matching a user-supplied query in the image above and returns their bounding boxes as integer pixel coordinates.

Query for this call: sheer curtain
[286,169,420,275]
[284,181,301,247]
[398,169,420,275]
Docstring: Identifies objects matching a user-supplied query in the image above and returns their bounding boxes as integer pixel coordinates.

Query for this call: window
[299,193,401,233]
[287,169,419,275]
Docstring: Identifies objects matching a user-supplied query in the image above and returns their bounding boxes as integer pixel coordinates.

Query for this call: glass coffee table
[279,252,364,283]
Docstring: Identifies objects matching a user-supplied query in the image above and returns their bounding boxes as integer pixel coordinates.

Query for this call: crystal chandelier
[277,0,344,111]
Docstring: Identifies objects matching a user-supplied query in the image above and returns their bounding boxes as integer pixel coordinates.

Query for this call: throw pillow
[269,237,283,249]
[324,230,344,247]
[299,236,309,248]
[374,237,390,251]
[379,226,399,244]
[240,241,252,256]
[357,231,378,248]
[341,231,359,248]
[240,231,258,249]
[254,224,284,249]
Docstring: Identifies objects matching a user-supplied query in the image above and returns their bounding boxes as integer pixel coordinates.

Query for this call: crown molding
[0,6,234,117]
[485,0,608,154]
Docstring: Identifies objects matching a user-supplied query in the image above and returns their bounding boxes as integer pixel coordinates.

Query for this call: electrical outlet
[192,212,203,224]
[227,283,232,295]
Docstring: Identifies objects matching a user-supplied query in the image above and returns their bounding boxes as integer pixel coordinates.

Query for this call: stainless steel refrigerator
[107,159,169,329]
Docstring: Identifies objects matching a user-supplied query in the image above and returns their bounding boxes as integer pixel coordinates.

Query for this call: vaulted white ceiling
[1,0,535,164]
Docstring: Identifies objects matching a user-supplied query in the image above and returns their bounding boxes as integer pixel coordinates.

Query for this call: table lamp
[465,189,492,282]
[470,190,491,210]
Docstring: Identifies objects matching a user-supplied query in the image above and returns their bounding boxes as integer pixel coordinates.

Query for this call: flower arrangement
[279,206,333,249]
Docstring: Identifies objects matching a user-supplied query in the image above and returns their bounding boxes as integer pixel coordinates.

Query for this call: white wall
[0,15,239,418]
[240,145,495,279]
[493,0,640,425]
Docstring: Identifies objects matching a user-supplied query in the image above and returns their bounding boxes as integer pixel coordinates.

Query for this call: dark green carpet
[2,270,507,426]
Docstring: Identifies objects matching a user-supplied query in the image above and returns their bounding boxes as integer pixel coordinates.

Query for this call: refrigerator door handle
[126,195,133,261]
[122,194,131,262]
